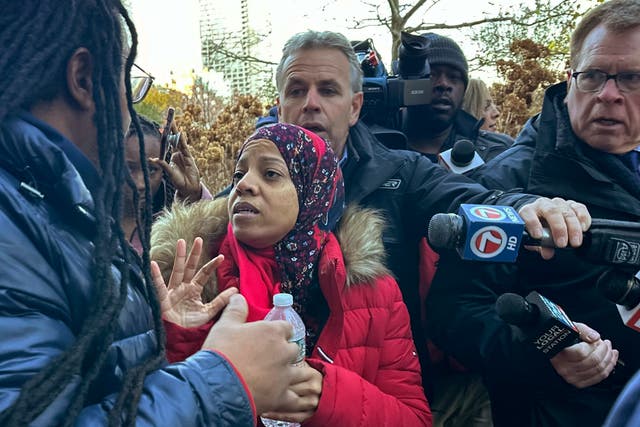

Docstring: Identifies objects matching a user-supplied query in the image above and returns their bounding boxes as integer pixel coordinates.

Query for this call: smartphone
[159,107,176,161]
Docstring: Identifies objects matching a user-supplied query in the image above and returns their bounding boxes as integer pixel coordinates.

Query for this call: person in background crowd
[403,36,514,427]
[462,78,502,132]
[123,114,212,255]
[403,33,513,163]
[0,1,304,425]
[256,105,279,129]
[427,1,640,425]
[151,123,431,426]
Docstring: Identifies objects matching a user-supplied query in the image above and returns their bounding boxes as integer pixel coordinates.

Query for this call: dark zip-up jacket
[342,121,536,392]
[427,82,640,427]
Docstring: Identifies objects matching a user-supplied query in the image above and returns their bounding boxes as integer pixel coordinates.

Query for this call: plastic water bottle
[260,293,305,427]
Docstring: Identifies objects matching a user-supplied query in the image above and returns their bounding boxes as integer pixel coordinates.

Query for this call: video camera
[352,31,432,130]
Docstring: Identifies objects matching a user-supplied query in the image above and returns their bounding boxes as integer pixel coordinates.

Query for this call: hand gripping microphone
[427,204,553,262]
[428,204,640,266]
[496,291,580,357]
[597,268,640,332]
[497,291,628,385]
[438,139,485,174]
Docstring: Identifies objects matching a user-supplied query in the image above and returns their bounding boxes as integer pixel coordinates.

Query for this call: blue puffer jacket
[0,113,255,426]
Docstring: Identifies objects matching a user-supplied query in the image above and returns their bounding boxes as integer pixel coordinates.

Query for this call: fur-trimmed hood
[150,198,390,295]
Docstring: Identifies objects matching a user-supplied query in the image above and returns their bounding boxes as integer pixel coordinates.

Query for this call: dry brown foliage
[490,39,565,136]
[178,95,266,193]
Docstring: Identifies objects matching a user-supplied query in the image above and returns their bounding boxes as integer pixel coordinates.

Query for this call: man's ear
[349,92,363,126]
[66,47,94,111]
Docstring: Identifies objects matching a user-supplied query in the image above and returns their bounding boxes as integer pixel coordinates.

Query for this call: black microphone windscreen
[496,293,537,327]
[597,269,640,308]
[450,139,476,166]
[428,213,463,249]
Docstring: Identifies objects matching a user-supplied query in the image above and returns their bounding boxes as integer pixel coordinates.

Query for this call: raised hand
[149,121,202,202]
[151,237,233,327]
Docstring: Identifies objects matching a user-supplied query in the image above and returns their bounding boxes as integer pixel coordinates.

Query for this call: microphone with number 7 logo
[427,204,553,263]
[428,204,640,266]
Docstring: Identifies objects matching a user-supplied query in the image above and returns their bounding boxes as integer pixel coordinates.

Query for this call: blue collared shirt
[619,147,640,182]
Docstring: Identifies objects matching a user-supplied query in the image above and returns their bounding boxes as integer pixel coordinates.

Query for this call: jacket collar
[342,121,408,204]
[0,113,97,232]
[528,82,640,216]
[151,199,390,291]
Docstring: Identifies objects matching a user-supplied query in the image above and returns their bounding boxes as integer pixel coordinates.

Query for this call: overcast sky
[128,0,556,87]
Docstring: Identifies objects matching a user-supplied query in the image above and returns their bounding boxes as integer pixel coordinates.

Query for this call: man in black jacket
[427,1,640,425]
[274,29,591,401]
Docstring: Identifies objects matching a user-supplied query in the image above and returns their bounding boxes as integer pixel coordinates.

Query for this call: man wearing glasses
[131,62,155,104]
[425,0,640,426]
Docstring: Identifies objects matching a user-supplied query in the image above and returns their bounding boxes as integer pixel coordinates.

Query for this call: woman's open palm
[151,237,237,327]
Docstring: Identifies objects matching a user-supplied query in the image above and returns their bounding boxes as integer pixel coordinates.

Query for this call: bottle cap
[273,293,293,306]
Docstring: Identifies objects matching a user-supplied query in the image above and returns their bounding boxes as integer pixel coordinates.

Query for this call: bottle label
[291,336,306,365]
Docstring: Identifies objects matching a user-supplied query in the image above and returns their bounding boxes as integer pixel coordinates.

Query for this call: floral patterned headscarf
[239,123,345,315]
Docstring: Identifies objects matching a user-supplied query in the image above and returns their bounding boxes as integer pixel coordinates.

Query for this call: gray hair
[276,30,363,94]
[570,0,640,69]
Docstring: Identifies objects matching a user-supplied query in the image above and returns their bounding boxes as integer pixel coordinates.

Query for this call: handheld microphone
[428,204,640,266]
[427,204,553,262]
[597,269,640,332]
[438,139,485,174]
[497,291,628,385]
[496,291,580,357]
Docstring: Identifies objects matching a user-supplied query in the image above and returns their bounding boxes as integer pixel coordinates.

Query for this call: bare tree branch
[398,0,430,27]
[202,38,277,66]
[405,15,514,33]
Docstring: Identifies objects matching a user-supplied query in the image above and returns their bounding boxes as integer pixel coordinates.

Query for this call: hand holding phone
[159,107,178,161]
[149,107,201,201]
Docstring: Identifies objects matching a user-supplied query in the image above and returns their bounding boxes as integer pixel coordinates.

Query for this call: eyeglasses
[571,70,640,93]
[131,63,154,103]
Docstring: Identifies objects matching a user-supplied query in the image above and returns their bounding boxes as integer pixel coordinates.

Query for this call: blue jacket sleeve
[74,352,256,427]
[0,208,255,427]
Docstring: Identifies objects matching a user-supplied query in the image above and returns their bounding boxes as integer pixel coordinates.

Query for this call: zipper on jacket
[316,346,334,364]
[19,181,44,199]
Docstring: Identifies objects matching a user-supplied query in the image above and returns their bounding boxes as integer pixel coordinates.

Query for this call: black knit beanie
[421,33,469,87]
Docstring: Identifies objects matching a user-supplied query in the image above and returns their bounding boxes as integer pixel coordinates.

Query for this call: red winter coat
[152,200,431,427]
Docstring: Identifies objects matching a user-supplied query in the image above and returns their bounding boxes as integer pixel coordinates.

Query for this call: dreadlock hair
[0,1,165,426]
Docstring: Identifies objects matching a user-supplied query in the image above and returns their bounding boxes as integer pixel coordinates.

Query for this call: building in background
[198,0,274,98]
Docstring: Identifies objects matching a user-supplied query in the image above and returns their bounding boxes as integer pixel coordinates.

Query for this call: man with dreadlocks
[0,1,303,426]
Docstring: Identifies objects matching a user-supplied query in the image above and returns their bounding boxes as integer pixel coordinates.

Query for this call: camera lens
[397,31,430,79]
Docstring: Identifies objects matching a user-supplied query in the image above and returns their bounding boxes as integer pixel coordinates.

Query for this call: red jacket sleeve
[304,276,431,427]
[163,319,213,363]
